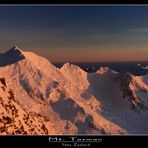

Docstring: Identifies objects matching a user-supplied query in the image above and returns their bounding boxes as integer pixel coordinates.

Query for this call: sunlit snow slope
[0,46,148,134]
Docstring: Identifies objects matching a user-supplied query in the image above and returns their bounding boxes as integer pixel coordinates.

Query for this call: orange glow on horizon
[25,47,148,63]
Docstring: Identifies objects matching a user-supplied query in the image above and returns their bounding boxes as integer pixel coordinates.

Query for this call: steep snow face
[88,70,148,111]
[23,50,58,75]
[133,74,148,91]
[0,78,62,135]
[113,73,146,110]
[0,47,120,134]
[0,46,148,135]
[0,47,70,134]
[132,74,148,108]
[0,47,127,135]
[56,60,148,134]
[118,73,148,134]
[0,46,65,104]
[87,72,132,113]
[0,46,65,83]
[94,71,148,134]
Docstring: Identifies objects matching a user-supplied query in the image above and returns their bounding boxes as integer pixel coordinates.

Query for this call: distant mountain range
[55,62,148,75]
[0,46,148,135]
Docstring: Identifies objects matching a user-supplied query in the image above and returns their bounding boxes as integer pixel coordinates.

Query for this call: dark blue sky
[0,6,148,62]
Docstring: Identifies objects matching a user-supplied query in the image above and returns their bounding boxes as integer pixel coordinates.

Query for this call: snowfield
[0,46,148,135]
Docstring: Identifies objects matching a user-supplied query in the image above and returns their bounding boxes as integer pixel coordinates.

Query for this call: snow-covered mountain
[137,64,148,70]
[134,63,148,75]
[0,78,62,134]
[0,46,148,135]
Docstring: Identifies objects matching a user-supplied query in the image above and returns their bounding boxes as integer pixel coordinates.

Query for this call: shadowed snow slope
[0,46,148,134]
[60,62,148,134]
[0,46,25,67]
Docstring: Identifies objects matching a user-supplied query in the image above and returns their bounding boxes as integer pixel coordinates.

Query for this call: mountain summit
[0,46,25,67]
[0,46,148,135]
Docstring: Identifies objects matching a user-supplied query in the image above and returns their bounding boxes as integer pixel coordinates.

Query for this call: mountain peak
[137,63,148,70]
[11,45,23,53]
[13,45,19,49]
[96,67,110,74]
[61,62,85,72]
[0,46,25,67]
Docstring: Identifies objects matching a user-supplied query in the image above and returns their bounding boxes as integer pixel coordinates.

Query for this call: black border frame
[0,1,148,147]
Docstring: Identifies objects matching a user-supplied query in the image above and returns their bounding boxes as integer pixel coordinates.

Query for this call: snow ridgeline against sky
[0,46,148,134]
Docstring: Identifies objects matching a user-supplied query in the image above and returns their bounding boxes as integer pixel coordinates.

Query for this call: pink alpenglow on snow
[0,46,148,135]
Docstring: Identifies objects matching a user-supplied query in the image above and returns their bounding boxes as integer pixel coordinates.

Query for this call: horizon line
[52,61,148,64]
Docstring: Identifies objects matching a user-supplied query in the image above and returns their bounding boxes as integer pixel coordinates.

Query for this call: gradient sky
[0,5,148,62]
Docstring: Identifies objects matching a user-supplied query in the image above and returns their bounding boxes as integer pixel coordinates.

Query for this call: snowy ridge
[138,63,148,70]
[60,63,89,90]
[0,46,25,67]
[0,46,148,134]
